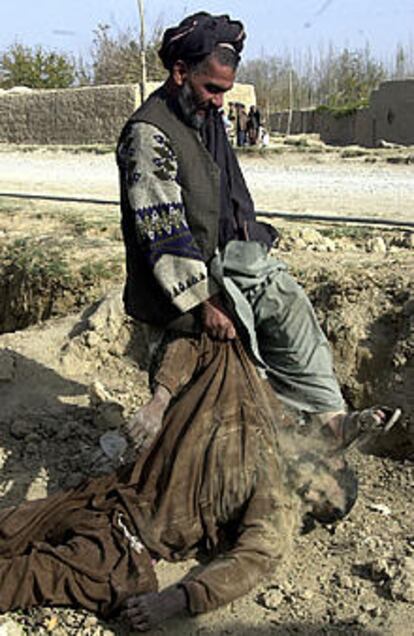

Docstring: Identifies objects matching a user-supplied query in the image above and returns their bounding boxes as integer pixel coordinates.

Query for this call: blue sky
[1,0,413,63]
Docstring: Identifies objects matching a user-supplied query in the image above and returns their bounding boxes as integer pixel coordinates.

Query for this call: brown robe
[0,336,297,617]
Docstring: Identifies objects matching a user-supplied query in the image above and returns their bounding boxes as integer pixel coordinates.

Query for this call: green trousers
[211,241,346,415]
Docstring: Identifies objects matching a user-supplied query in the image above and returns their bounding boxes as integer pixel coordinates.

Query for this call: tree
[238,55,300,118]
[90,22,166,85]
[0,43,75,89]
[238,43,386,114]
[322,46,385,107]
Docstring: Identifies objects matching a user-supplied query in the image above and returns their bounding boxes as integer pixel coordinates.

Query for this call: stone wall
[0,81,255,146]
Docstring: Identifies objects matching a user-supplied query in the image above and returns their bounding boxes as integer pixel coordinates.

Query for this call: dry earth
[0,140,413,635]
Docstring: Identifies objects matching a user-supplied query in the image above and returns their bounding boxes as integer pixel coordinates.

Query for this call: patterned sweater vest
[117,88,221,325]
[129,88,221,261]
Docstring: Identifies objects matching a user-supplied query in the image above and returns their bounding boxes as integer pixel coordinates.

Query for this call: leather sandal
[339,406,401,450]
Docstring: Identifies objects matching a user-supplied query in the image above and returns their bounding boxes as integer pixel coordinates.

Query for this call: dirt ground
[0,141,413,635]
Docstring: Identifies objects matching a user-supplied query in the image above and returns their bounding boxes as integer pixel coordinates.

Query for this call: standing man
[236,103,248,146]
[117,11,394,451]
[247,105,260,144]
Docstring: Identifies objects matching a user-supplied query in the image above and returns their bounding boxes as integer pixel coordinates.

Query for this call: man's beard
[177,81,214,129]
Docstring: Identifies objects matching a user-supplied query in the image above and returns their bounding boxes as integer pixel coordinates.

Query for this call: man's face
[175,55,236,127]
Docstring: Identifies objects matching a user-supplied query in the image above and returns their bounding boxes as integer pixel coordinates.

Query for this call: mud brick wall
[269,110,315,135]
[0,82,255,146]
[370,79,414,146]
[269,111,282,131]
[269,107,361,145]
[355,107,375,147]
[0,84,141,145]
[318,111,357,146]
[268,79,414,147]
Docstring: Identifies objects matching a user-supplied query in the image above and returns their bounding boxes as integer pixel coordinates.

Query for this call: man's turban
[159,12,246,70]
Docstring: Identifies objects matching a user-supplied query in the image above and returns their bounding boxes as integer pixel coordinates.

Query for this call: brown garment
[0,337,297,617]
[237,109,248,132]
[0,489,157,617]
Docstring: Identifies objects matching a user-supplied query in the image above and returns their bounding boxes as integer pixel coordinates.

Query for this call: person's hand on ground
[201,295,236,340]
[126,384,172,452]
[121,586,187,631]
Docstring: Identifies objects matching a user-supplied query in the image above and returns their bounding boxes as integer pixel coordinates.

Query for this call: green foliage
[0,43,75,89]
[79,259,121,282]
[315,100,369,119]
[321,47,385,107]
[2,238,71,281]
[62,214,91,236]
[317,226,373,241]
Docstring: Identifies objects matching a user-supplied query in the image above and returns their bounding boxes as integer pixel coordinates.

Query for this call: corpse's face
[173,56,235,126]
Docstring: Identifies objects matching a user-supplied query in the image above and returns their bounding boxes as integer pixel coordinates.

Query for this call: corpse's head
[289,453,359,532]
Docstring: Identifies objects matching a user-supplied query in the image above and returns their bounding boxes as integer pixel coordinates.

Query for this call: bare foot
[127,384,172,452]
[121,586,187,631]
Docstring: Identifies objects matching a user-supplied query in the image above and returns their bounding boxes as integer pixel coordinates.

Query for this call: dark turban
[159,11,245,70]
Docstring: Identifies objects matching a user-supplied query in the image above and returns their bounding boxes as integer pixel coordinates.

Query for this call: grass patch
[79,259,122,282]
[2,237,72,282]
[317,226,374,241]
[0,199,25,214]
[61,213,94,236]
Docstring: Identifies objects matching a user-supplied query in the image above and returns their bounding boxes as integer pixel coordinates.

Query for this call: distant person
[228,101,236,121]
[247,104,261,145]
[220,106,232,137]
[236,103,248,146]
[227,101,237,144]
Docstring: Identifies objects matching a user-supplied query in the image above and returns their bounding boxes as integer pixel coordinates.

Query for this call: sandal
[339,406,401,450]
[325,406,401,451]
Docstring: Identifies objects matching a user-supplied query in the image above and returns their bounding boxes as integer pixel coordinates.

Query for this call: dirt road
[0,147,413,221]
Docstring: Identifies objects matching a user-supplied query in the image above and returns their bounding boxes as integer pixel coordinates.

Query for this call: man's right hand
[201,295,237,340]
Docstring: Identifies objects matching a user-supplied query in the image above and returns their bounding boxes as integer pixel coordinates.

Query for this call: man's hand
[126,384,171,452]
[201,295,236,340]
[121,586,187,631]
